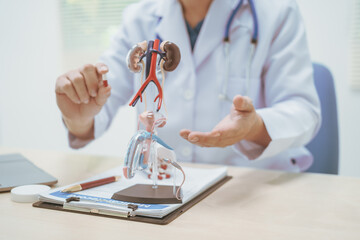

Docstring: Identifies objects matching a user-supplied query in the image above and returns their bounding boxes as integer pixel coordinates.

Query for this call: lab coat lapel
[193,0,243,69]
[155,0,195,77]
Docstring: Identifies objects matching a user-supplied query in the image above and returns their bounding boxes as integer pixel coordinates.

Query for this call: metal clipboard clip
[64,197,138,218]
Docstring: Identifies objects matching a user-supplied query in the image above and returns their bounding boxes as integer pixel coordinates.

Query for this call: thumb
[95,85,111,106]
[233,95,254,112]
[95,63,109,75]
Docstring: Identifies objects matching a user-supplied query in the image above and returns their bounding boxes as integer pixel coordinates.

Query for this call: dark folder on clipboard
[33,166,231,225]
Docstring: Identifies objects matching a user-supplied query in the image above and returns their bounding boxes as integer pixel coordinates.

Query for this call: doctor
[55,0,321,172]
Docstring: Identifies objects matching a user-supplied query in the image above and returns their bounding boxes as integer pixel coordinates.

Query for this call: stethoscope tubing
[221,0,258,101]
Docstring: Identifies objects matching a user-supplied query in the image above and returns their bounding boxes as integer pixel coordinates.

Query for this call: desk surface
[0,148,359,240]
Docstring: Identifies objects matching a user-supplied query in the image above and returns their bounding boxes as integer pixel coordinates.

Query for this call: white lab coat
[71,0,321,172]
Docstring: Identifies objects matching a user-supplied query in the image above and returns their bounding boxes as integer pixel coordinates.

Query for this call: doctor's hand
[179,95,271,148]
[55,63,111,139]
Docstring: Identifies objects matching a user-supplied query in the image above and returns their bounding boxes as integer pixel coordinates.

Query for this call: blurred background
[0,0,359,176]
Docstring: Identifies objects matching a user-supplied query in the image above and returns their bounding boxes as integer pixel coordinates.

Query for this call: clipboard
[33,176,231,225]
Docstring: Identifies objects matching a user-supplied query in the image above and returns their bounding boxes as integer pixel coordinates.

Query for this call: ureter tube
[140,61,147,110]
[159,60,168,118]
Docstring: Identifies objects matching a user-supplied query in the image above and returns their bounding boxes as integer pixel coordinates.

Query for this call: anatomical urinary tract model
[123,39,185,201]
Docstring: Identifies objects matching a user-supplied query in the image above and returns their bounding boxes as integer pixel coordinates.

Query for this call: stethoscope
[219,0,258,101]
[156,0,259,102]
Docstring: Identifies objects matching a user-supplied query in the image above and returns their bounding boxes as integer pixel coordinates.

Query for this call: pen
[102,73,108,87]
[61,176,120,193]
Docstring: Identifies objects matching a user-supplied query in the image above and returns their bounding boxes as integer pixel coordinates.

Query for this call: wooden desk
[1,148,359,240]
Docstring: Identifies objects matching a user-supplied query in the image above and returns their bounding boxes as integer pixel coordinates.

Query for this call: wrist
[63,116,94,140]
[245,113,271,147]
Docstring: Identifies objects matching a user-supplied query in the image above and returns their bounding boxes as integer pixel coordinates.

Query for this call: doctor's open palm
[180,95,271,148]
[55,63,111,138]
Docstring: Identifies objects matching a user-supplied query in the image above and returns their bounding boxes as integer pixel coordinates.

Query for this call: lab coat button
[183,89,194,100]
[182,147,192,157]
